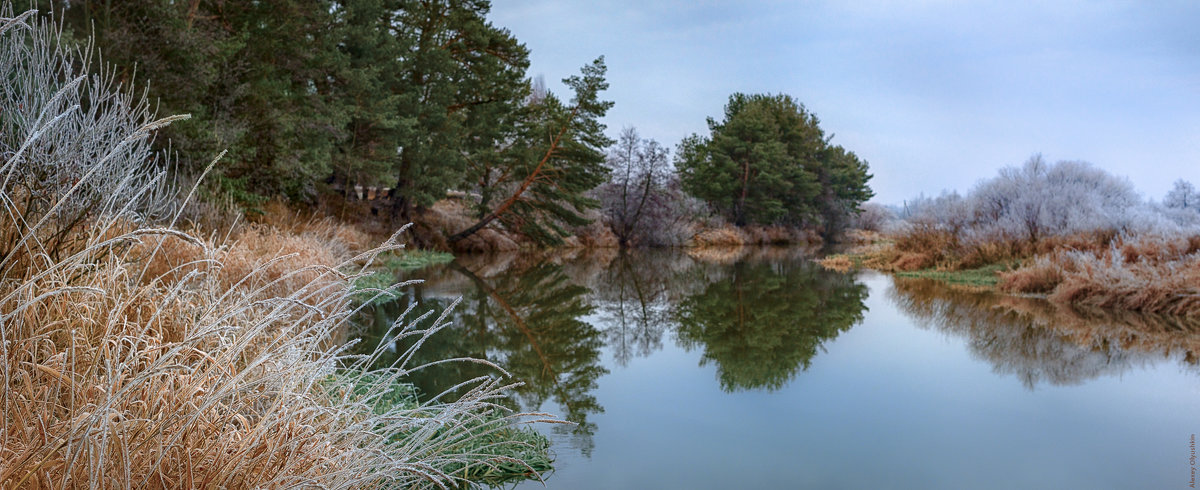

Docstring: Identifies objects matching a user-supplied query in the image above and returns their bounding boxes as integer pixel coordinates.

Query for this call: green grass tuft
[895,260,1020,287]
[384,249,455,271]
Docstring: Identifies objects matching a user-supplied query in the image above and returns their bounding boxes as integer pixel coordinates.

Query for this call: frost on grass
[0,5,553,488]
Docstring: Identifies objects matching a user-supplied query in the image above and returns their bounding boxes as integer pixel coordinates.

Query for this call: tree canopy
[676,93,873,235]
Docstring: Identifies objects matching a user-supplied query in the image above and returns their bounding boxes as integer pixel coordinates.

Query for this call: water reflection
[352,248,870,456]
[888,278,1200,388]
[672,260,869,392]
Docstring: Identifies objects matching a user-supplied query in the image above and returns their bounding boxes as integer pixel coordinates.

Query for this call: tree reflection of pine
[351,260,607,457]
[672,259,869,392]
[888,278,1200,389]
[351,249,871,457]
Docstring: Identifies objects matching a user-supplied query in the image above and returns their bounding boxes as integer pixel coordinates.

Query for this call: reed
[1,6,553,488]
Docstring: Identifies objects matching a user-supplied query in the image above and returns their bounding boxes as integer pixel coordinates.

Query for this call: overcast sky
[489,1,1200,205]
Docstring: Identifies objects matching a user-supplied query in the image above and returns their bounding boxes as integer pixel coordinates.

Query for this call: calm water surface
[353,248,1200,489]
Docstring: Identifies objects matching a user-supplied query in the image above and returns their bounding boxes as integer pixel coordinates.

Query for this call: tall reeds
[1,5,551,488]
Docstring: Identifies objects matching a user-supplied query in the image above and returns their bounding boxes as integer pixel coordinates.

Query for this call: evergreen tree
[42,0,351,203]
[388,0,530,219]
[676,93,873,235]
[451,57,614,246]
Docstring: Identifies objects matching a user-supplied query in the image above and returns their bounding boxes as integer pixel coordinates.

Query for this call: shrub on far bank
[868,155,1200,316]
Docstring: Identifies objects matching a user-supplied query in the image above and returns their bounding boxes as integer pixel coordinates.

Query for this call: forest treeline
[38,0,873,249]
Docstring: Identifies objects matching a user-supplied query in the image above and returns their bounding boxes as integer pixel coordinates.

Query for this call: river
[350,247,1200,489]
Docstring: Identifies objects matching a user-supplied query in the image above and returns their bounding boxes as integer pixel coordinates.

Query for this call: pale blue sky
[490,1,1200,204]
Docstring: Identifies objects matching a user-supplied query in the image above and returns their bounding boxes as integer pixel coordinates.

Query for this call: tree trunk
[448,105,579,244]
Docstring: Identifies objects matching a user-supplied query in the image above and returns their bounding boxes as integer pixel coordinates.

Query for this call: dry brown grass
[818,254,854,272]
[689,224,747,248]
[1,207,554,487]
[998,255,1065,294]
[995,234,1200,316]
[685,245,749,264]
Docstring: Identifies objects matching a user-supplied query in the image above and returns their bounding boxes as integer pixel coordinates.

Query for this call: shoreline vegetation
[0,7,554,488]
[820,159,1200,319]
[8,0,1199,487]
[4,2,868,485]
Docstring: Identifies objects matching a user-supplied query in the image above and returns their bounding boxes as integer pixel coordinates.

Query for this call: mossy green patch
[894,260,1020,288]
[382,249,455,271]
[351,249,455,304]
[324,372,553,487]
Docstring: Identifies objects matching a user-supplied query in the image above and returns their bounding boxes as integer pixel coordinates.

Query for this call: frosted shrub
[898,155,1195,250]
[1,6,181,269]
[965,156,1141,243]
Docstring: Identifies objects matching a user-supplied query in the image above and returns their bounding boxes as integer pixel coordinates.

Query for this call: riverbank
[318,189,824,254]
[0,9,552,486]
[821,229,1200,317]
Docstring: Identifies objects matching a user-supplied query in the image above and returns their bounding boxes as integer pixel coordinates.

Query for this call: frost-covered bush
[896,155,1195,249]
[967,156,1141,243]
[850,202,895,231]
[1164,179,1199,211]
[1,7,181,266]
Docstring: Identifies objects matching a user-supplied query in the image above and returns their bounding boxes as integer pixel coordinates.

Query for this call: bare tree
[1,6,184,270]
[596,127,672,247]
[1164,179,1198,211]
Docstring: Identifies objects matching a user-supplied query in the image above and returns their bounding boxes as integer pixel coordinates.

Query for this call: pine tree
[676,93,873,235]
[450,57,614,246]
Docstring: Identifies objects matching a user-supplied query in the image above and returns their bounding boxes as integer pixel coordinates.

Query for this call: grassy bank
[0,7,551,488]
[821,229,1200,317]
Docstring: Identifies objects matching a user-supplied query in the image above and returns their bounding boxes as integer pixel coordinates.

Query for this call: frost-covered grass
[0,6,553,487]
[862,155,1200,316]
[1000,235,1200,316]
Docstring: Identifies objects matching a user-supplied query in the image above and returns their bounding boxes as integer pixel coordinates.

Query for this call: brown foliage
[998,256,1064,294]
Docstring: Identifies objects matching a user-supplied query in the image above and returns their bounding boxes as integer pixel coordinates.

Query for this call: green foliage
[673,261,868,392]
[384,249,456,270]
[894,261,1019,288]
[354,261,607,456]
[389,0,531,213]
[453,58,614,246]
[677,93,873,235]
[326,371,553,486]
[41,0,352,204]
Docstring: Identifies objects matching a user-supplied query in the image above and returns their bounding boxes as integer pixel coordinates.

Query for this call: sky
[488,1,1200,205]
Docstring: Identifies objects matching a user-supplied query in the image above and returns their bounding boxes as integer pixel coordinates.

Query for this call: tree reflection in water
[351,249,871,456]
[888,278,1200,389]
[352,259,607,456]
[672,259,869,392]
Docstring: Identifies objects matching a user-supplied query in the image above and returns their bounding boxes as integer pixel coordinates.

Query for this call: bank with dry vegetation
[0,7,551,488]
[823,157,1200,317]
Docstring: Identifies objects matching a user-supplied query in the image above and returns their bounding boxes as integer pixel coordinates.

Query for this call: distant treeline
[40,0,873,246]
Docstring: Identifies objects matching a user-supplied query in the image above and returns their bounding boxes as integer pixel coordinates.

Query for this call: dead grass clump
[1025,234,1200,316]
[956,239,1025,270]
[819,254,855,272]
[743,225,790,245]
[690,224,747,248]
[998,255,1064,294]
[891,251,939,271]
